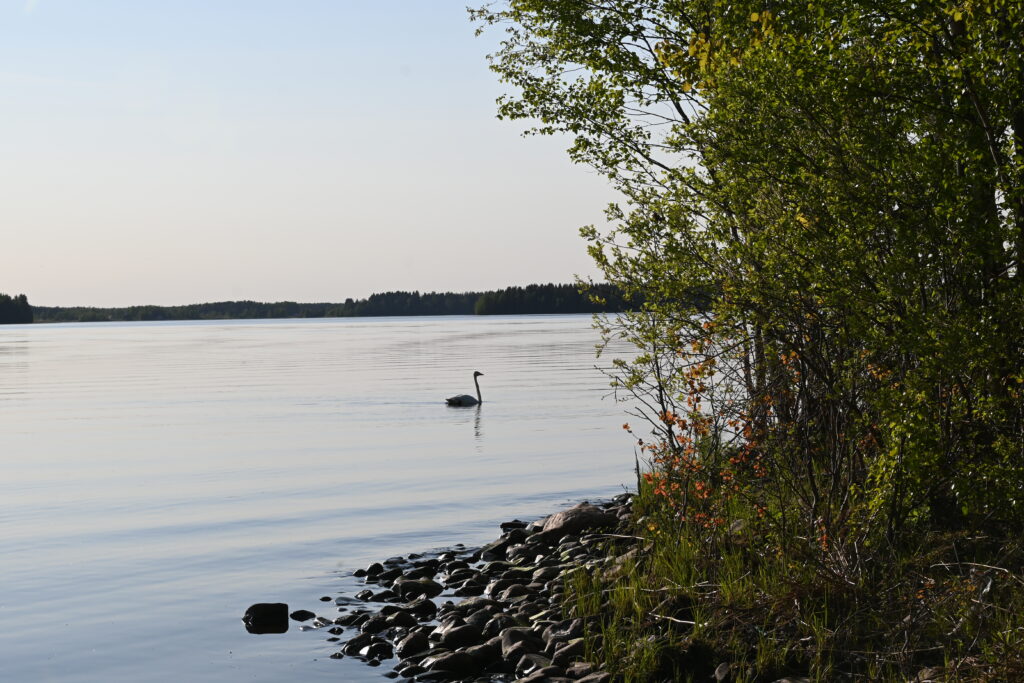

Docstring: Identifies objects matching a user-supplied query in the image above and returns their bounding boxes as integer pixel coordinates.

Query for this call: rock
[403,566,437,580]
[365,562,385,578]
[360,614,388,634]
[403,596,439,620]
[242,603,289,634]
[577,673,612,683]
[532,566,561,582]
[375,567,403,583]
[498,584,531,601]
[714,662,731,681]
[439,623,484,649]
[423,651,483,676]
[319,595,332,602]
[342,632,374,656]
[541,503,615,541]
[463,640,499,663]
[396,631,431,659]
[517,652,552,675]
[393,577,444,600]
[480,536,513,562]
[354,589,374,601]
[551,638,585,668]
[288,609,316,622]
[385,610,418,628]
[566,661,595,678]
[500,519,528,532]
[365,640,393,660]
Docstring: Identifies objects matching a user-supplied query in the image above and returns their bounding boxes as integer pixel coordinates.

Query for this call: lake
[0,314,638,681]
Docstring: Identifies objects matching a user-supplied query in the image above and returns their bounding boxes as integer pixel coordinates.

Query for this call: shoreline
[245,495,636,682]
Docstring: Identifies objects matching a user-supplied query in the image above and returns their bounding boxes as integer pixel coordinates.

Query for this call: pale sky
[0,1,617,307]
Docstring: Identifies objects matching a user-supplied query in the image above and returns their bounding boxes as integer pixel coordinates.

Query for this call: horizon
[0,2,617,308]
[29,281,606,309]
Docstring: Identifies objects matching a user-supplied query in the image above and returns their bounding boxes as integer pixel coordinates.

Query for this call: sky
[0,1,618,307]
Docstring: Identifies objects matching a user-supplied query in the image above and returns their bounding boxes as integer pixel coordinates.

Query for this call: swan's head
[473,371,484,377]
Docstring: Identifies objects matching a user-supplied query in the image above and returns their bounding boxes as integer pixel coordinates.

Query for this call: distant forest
[0,293,33,324]
[27,283,640,323]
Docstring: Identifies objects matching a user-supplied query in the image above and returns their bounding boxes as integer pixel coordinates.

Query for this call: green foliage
[474,0,1024,548]
[476,0,1024,676]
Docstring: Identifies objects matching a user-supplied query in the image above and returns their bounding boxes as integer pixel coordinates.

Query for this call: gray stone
[541,503,616,540]
[402,596,438,620]
[393,577,444,600]
[566,661,595,678]
[439,623,484,649]
[551,638,585,668]
[577,673,613,683]
[423,651,484,676]
[360,615,388,634]
[395,631,430,659]
[517,652,552,675]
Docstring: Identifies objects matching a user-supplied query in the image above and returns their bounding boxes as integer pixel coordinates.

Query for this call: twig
[650,612,702,627]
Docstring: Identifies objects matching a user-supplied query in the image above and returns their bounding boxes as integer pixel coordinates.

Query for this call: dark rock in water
[385,610,418,628]
[360,614,389,634]
[342,632,374,656]
[289,609,316,622]
[365,562,385,577]
[483,613,517,639]
[498,584,530,601]
[393,577,443,600]
[500,519,528,532]
[365,640,394,660]
[423,651,483,676]
[319,595,332,602]
[396,630,431,659]
[375,566,403,583]
[400,596,437,621]
[354,589,375,601]
[439,623,484,649]
[541,503,616,540]
[453,583,485,597]
[242,603,289,634]
[501,627,545,659]
[479,536,513,562]
[403,565,437,580]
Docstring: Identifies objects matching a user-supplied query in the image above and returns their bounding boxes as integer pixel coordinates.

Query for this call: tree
[0,293,33,324]
[473,0,1024,559]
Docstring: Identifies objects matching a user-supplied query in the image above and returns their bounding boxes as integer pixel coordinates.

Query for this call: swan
[445,371,483,407]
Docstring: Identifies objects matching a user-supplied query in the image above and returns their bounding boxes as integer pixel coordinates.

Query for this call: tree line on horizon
[0,293,33,324]
[25,283,653,323]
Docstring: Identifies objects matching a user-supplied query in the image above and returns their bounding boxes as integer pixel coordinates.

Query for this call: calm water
[0,315,637,681]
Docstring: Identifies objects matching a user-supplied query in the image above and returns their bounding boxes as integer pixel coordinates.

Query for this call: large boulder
[541,503,616,540]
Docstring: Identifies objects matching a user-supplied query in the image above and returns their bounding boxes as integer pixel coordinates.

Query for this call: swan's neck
[474,375,482,403]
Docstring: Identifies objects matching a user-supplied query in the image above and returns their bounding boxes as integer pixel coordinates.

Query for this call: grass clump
[563,482,1024,681]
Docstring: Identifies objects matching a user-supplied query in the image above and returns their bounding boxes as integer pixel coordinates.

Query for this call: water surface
[0,315,636,681]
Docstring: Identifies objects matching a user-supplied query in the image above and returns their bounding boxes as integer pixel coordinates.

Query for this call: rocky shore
[247,494,636,682]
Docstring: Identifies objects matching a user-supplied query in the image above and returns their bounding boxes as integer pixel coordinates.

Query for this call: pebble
[282,497,633,680]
